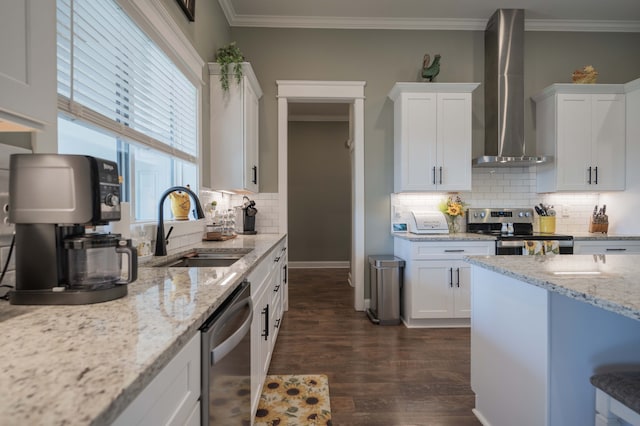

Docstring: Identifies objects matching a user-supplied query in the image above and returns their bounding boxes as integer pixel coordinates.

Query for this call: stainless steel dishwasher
[201,280,253,425]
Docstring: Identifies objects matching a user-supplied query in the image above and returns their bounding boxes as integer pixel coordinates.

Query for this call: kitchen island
[0,233,285,426]
[466,254,640,426]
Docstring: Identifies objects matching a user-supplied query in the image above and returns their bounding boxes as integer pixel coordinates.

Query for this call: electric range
[467,208,574,255]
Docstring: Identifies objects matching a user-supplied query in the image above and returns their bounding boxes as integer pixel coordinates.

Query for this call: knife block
[589,218,608,234]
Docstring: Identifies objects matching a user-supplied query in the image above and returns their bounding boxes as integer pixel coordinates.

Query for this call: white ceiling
[219,0,640,32]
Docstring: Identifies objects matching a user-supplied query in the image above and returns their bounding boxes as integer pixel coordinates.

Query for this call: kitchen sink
[155,249,253,268]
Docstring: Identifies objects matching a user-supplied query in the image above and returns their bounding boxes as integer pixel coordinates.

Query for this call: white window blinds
[56,0,198,163]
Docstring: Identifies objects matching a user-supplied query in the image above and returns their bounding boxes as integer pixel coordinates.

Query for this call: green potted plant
[215,42,245,92]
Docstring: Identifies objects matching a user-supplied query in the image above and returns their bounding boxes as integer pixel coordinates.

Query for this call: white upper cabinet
[209,63,262,193]
[0,0,57,131]
[389,83,479,192]
[533,84,626,193]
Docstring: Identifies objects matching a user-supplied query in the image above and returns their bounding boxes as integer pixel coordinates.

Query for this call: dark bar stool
[591,371,640,425]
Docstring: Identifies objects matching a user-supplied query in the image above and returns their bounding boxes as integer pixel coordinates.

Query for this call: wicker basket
[572,65,598,84]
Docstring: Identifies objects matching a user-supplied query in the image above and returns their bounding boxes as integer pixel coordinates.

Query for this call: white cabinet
[249,237,288,421]
[209,62,262,193]
[394,238,494,327]
[113,332,201,426]
[0,0,57,131]
[388,83,479,192]
[408,260,471,319]
[574,239,640,254]
[533,85,626,192]
[471,267,549,426]
[471,264,640,426]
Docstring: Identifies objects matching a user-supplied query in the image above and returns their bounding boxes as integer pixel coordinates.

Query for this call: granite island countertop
[0,233,286,426]
[465,254,640,321]
[392,232,496,242]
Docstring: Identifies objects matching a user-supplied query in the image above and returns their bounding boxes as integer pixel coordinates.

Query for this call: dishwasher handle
[210,297,253,365]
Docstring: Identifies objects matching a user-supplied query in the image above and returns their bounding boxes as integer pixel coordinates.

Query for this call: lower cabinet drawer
[113,333,200,426]
[411,241,495,259]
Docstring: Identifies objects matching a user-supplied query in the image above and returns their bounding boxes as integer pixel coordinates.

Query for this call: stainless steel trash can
[366,255,405,325]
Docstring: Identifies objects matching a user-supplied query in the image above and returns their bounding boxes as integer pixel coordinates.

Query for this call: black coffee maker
[235,196,258,235]
[9,154,137,305]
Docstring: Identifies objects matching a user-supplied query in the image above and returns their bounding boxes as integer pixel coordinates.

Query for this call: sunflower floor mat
[255,374,332,425]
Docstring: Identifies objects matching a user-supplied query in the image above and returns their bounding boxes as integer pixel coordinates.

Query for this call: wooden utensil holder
[589,219,608,234]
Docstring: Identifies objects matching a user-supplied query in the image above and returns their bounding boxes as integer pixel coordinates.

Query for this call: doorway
[276,81,365,311]
[287,108,350,267]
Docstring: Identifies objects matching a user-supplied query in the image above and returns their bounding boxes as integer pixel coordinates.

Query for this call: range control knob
[518,211,524,217]
[480,212,486,218]
[105,193,120,207]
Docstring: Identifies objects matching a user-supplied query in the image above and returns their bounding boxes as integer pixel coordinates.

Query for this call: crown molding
[229,14,489,31]
[217,1,640,32]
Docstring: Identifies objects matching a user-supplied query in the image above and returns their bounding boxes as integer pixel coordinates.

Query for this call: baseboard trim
[289,261,350,269]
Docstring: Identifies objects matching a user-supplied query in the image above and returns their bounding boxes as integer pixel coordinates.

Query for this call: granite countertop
[465,254,640,322]
[572,232,640,241]
[393,232,496,242]
[0,233,285,426]
[394,231,640,242]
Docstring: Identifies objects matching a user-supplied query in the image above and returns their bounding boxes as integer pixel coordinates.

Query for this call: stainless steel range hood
[473,9,547,167]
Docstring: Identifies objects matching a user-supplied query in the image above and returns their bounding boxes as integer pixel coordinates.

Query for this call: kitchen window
[56,0,201,221]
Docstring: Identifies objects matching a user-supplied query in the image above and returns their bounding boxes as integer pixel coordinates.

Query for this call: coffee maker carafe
[8,154,137,305]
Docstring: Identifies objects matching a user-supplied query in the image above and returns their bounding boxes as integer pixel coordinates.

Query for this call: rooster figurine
[421,54,441,82]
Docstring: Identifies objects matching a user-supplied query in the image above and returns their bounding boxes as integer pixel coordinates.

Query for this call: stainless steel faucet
[154,186,205,256]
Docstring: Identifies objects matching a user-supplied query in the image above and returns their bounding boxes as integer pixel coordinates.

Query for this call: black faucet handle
[165,226,174,244]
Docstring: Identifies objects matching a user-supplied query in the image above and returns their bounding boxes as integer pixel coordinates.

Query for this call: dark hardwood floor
[268,268,481,426]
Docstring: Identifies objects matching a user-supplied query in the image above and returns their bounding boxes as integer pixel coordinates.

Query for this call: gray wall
[230,27,640,260]
[288,121,351,262]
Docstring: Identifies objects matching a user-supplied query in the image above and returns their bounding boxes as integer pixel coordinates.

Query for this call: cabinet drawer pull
[594,166,598,185]
[262,305,269,340]
[605,248,626,252]
[587,166,592,184]
[444,249,465,253]
[449,268,453,288]
[456,268,461,288]
[432,166,436,185]
[252,165,258,185]
[439,166,443,184]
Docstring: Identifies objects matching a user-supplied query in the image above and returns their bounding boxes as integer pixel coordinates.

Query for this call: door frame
[276,80,366,311]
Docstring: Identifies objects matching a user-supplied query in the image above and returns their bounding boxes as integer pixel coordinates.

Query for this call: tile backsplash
[122,192,281,260]
[392,166,603,234]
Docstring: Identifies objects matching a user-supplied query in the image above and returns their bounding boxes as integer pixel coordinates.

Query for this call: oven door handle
[210,297,253,365]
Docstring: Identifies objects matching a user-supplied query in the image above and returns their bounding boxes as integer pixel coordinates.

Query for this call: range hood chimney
[473,9,547,167]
